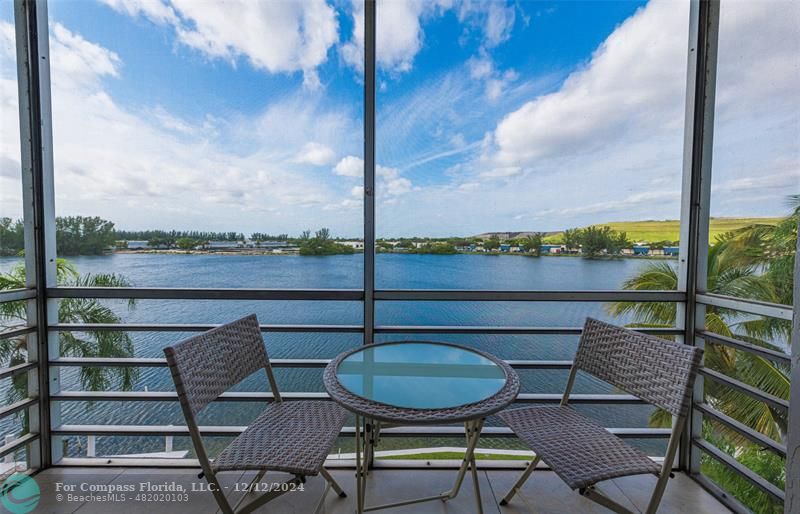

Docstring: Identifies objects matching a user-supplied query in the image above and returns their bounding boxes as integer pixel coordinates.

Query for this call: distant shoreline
[111,248,677,260]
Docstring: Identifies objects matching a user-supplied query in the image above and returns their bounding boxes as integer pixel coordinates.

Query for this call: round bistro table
[324,341,520,514]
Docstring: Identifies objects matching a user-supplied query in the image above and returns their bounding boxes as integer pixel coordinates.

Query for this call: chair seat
[498,405,660,490]
[212,400,347,476]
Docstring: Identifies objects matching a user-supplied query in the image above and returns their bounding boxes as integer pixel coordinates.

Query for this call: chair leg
[580,485,636,514]
[320,467,347,498]
[237,475,304,514]
[499,455,540,506]
[205,470,235,514]
[644,471,672,514]
[246,470,267,493]
[232,470,269,511]
[313,479,333,514]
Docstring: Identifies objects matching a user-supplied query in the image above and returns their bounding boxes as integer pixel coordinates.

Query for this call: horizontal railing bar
[0,432,39,459]
[50,357,330,368]
[51,391,323,401]
[694,402,786,457]
[697,330,790,364]
[0,361,38,380]
[505,360,572,369]
[51,323,364,333]
[375,290,685,302]
[0,326,35,339]
[51,357,577,371]
[50,324,682,336]
[51,424,668,439]
[376,326,683,335]
[696,293,793,321]
[50,390,643,404]
[370,426,667,438]
[693,438,785,502]
[699,368,789,412]
[0,288,35,303]
[0,397,39,420]
[46,288,686,302]
[47,287,364,301]
[689,473,752,514]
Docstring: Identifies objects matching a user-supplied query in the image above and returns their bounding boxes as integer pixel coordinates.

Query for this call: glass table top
[335,342,507,410]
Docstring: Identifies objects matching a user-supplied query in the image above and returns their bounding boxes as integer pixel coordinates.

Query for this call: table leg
[357,418,486,513]
[365,419,374,475]
[442,417,485,510]
[355,415,365,514]
[468,423,484,514]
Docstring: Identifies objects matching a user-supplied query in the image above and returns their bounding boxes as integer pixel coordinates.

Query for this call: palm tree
[0,259,139,409]
[608,205,795,441]
[522,233,544,256]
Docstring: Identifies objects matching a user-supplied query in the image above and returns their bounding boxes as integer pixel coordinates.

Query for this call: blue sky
[1,0,798,238]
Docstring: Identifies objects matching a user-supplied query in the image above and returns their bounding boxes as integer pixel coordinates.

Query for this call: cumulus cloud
[342,0,437,74]
[49,23,122,87]
[333,155,363,178]
[0,20,364,233]
[377,0,797,236]
[488,0,688,167]
[100,0,178,25]
[332,155,413,198]
[294,142,337,166]
[102,0,338,88]
[342,0,517,75]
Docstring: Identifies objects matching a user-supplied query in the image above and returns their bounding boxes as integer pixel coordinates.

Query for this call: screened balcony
[0,1,797,513]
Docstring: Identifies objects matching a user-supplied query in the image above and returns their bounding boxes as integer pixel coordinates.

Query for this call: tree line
[0,216,310,255]
[1,216,118,256]
[115,229,246,243]
[298,228,355,256]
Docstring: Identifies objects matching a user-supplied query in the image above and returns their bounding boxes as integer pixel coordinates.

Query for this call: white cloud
[102,0,338,88]
[100,0,178,25]
[467,52,518,101]
[0,21,364,234]
[342,0,437,74]
[342,0,515,75]
[294,142,337,166]
[49,23,121,87]
[151,105,197,135]
[468,55,493,79]
[331,155,413,198]
[490,0,688,166]
[378,165,413,196]
[458,0,516,48]
[479,166,521,179]
[333,155,363,177]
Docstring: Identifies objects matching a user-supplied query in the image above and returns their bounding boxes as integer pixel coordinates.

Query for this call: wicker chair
[163,314,348,514]
[498,318,703,514]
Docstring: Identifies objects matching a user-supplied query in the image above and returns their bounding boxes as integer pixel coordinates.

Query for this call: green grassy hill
[543,217,781,244]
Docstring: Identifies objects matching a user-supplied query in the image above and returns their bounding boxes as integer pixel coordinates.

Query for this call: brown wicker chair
[498,318,703,514]
[164,314,347,514]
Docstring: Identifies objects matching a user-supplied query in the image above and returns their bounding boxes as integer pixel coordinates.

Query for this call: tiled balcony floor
[29,466,731,513]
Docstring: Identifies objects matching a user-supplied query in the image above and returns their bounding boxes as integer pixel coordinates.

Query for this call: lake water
[0,253,677,457]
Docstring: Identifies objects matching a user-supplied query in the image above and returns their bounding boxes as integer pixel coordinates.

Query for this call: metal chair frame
[164,315,346,514]
[499,318,702,514]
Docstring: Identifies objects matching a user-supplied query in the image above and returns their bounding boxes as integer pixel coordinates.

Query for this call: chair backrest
[573,318,703,417]
[164,314,271,419]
